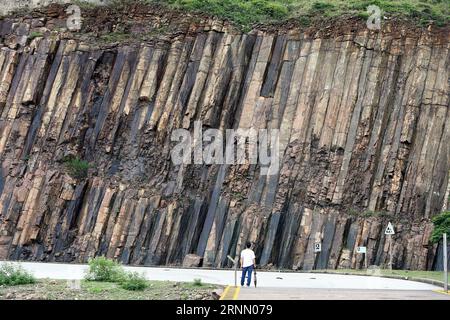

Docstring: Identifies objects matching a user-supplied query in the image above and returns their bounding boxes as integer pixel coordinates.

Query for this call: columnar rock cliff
[0,5,449,270]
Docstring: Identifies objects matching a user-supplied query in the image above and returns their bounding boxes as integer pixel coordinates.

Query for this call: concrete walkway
[0,260,441,290]
[1,261,448,299]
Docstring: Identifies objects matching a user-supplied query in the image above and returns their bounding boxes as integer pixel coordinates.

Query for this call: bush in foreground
[0,263,36,286]
[85,257,149,291]
[119,272,148,291]
[85,257,125,282]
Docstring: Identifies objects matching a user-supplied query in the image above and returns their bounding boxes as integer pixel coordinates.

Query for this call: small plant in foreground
[119,272,148,291]
[0,263,36,286]
[193,278,203,287]
[85,257,124,282]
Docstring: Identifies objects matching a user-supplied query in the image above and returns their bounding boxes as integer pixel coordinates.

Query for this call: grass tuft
[192,278,203,286]
[119,272,148,291]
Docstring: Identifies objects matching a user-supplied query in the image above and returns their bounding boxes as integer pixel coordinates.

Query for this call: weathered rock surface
[0,5,449,270]
[182,254,203,268]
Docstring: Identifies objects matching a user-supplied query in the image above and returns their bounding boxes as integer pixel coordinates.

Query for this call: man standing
[240,241,256,287]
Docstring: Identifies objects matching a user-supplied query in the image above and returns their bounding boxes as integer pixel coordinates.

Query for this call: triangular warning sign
[385,222,395,235]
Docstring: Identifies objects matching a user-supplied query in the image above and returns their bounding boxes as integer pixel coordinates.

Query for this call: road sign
[385,222,395,235]
[357,246,367,254]
[385,222,395,270]
[226,255,236,264]
[314,243,321,253]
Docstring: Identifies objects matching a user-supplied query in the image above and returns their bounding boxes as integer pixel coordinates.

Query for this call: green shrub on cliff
[145,0,449,28]
[28,31,43,40]
[37,1,450,29]
[63,156,90,179]
[100,31,133,43]
[0,263,36,286]
[164,0,289,30]
[431,211,450,243]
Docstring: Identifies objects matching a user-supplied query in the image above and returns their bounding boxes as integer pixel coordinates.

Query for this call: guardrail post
[235,262,237,287]
[227,255,237,287]
[444,233,448,293]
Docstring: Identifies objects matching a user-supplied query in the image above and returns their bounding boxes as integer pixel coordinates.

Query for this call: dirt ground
[0,279,222,300]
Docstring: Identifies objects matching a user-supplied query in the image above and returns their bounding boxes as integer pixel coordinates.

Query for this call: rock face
[182,254,203,268]
[0,5,449,270]
[0,0,107,16]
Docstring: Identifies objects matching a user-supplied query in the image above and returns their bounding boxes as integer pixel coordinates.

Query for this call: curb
[219,286,231,300]
[311,270,447,288]
[219,286,240,300]
[434,290,450,296]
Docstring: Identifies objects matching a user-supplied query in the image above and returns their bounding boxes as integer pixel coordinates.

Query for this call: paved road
[236,288,450,300]
[1,261,448,299]
[236,287,450,300]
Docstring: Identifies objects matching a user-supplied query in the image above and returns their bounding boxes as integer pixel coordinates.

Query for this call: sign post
[314,243,322,253]
[384,222,395,270]
[444,233,448,293]
[227,255,237,287]
[313,243,322,270]
[357,246,367,269]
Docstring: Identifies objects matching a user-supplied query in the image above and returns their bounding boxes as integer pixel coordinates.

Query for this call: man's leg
[241,267,247,286]
[246,265,253,286]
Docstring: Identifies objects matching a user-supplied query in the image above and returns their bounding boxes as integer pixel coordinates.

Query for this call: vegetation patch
[348,209,392,218]
[28,31,44,40]
[164,0,288,31]
[73,0,100,10]
[63,156,90,179]
[0,263,36,286]
[85,257,150,292]
[85,257,125,282]
[119,272,149,291]
[431,211,450,243]
[102,0,450,29]
[0,278,219,300]
[192,278,203,287]
[99,31,134,43]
